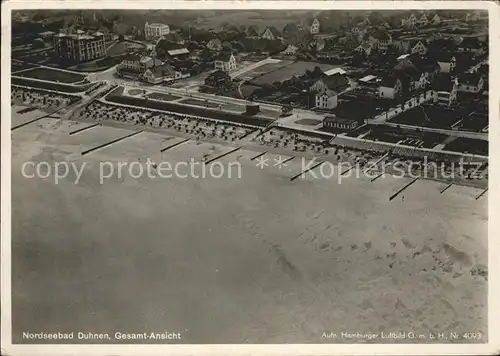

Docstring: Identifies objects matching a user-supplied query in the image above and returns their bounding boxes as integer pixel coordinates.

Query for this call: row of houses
[118,53,183,84]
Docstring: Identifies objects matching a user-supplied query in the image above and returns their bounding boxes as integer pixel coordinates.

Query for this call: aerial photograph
[10,9,488,344]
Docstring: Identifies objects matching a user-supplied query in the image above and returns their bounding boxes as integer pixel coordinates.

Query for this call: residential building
[315,89,338,109]
[435,53,456,73]
[410,40,427,55]
[261,26,282,41]
[465,11,481,22]
[432,75,458,106]
[207,38,222,51]
[214,52,237,72]
[323,115,359,130]
[395,53,439,82]
[166,46,190,59]
[401,13,417,28]
[160,32,185,45]
[377,32,393,51]
[120,54,162,72]
[247,27,260,38]
[310,18,321,35]
[309,38,325,52]
[144,22,170,41]
[379,75,403,99]
[309,73,350,94]
[458,73,484,93]
[418,13,429,26]
[143,64,181,84]
[205,70,232,88]
[324,68,347,76]
[282,23,304,40]
[282,44,299,55]
[53,30,106,63]
[431,13,441,25]
[355,42,373,56]
[457,37,484,54]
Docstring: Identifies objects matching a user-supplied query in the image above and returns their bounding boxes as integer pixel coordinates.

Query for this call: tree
[31,38,45,49]
[239,25,246,34]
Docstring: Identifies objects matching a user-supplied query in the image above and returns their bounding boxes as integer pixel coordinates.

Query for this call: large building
[53,30,106,63]
[144,22,170,41]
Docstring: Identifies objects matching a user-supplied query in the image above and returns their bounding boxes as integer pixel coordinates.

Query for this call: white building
[418,14,429,26]
[315,89,338,109]
[410,40,427,55]
[401,13,417,28]
[379,76,402,99]
[144,22,170,41]
[310,18,320,35]
[214,53,237,72]
[432,76,458,107]
[458,73,484,93]
[436,54,456,73]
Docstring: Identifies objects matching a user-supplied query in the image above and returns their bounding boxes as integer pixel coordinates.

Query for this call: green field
[15,67,86,83]
[250,61,339,86]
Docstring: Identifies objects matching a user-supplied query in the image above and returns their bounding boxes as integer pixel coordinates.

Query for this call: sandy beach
[11,116,488,344]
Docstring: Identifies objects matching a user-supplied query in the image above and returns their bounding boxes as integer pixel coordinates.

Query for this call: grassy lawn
[180,98,222,108]
[15,67,86,83]
[444,138,488,156]
[146,92,182,101]
[295,118,322,126]
[12,76,92,94]
[389,105,464,129]
[239,61,294,81]
[250,61,338,86]
[12,62,38,73]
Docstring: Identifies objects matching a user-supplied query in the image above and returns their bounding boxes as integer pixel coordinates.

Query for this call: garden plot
[250,61,339,86]
[15,67,86,83]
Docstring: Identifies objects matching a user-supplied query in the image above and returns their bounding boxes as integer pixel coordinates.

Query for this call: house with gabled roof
[410,40,427,55]
[310,18,321,35]
[418,13,429,26]
[315,89,338,109]
[355,42,373,56]
[458,73,484,93]
[261,26,282,41]
[457,37,484,54]
[435,52,457,73]
[309,73,350,94]
[214,52,236,72]
[432,74,458,106]
[401,13,417,28]
[379,75,403,99]
[247,27,260,38]
[143,64,181,84]
[309,38,326,52]
[377,31,393,51]
[282,44,299,55]
[207,38,222,51]
[430,13,441,25]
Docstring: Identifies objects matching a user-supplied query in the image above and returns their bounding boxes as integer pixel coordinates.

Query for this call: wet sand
[11,117,487,344]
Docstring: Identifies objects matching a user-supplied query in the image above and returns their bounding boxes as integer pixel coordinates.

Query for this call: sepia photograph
[1,1,498,355]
